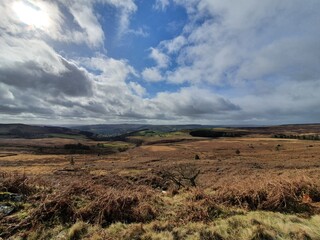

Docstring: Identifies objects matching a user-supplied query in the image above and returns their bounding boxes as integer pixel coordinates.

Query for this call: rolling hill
[0,124,95,139]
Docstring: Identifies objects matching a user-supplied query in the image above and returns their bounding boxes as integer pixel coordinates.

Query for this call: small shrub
[275,144,281,151]
[158,164,201,189]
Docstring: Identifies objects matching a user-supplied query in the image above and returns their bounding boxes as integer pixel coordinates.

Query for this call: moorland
[1,123,320,239]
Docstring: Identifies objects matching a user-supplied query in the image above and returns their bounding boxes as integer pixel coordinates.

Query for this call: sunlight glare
[13,1,50,29]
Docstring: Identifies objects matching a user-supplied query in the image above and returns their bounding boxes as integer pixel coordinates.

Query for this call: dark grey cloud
[0,58,92,97]
[0,105,54,115]
[173,97,239,116]
[119,110,171,120]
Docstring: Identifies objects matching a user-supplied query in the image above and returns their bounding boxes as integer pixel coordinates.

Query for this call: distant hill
[240,123,320,135]
[71,124,216,137]
[0,124,95,139]
[0,123,215,140]
[1,123,319,140]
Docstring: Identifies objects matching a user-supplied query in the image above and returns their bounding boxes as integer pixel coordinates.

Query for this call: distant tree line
[189,129,247,138]
[273,134,320,141]
[64,143,91,150]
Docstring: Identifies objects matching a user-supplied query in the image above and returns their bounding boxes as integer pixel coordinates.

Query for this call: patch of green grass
[98,142,133,152]
[100,142,130,148]
[134,130,186,138]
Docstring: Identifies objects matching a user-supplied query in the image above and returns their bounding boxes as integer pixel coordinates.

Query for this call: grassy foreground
[1,171,320,240]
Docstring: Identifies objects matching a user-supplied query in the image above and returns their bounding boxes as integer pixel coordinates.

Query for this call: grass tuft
[68,221,87,240]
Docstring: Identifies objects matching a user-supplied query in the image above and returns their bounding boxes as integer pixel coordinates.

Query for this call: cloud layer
[148,0,320,123]
[0,0,319,124]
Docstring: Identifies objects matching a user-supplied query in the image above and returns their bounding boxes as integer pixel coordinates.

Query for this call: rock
[0,205,15,216]
[0,192,24,202]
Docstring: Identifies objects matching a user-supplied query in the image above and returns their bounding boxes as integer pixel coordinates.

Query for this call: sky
[0,0,320,125]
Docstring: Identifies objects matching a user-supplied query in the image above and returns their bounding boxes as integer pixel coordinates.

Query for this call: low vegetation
[273,133,320,141]
[213,177,320,213]
[189,129,248,138]
[1,124,320,239]
[1,170,320,239]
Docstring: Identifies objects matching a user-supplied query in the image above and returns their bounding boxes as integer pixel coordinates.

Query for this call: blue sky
[0,0,320,125]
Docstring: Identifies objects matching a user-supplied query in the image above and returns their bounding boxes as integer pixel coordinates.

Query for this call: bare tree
[159,164,201,189]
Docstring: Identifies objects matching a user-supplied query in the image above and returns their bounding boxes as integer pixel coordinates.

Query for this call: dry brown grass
[213,176,320,213]
[0,171,35,195]
[0,172,160,238]
[2,131,320,239]
[79,188,157,226]
[178,192,224,222]
[1,171,320,239]
[140,145,177,152]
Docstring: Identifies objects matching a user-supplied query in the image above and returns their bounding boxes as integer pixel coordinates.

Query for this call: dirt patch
[140,145,177,152]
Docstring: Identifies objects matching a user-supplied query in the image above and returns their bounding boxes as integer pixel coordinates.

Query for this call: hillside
[71,124,213,137]
[2,123,320,140]
[0,124,95,139]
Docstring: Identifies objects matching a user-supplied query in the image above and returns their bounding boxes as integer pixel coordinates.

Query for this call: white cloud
[0,1,64,39]
[154,0,170,11]
[142,67,163,82]
[1,0,138,48]
[0,34,66,75]
[129,82,146,97]
[0,0,99,47]
[149,47,169,69]
[147,0,320,123]
[67,1,105,48]
[141,47,169,83]
[159,1,320,87]
[82,55,138,83]
[0,0,149,123]
[61,0,138,44]
[126,27,149,37]
[166,0,320,86]
[161,36,187,54]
